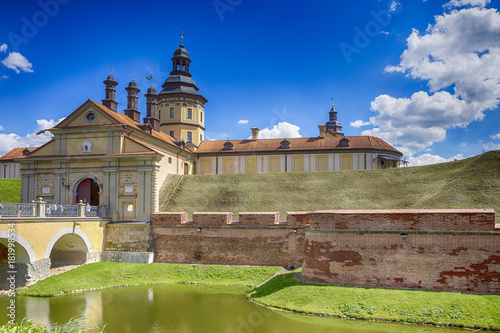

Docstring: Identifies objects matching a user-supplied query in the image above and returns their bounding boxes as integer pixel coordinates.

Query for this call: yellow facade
[158,96,205,146]
[269,156,280,173]
[316,155,328,172]
[200,158,212,174]
[341,155,353,170]
[292,156,304,172]
[223,157,234,174]
[245,157,257,174]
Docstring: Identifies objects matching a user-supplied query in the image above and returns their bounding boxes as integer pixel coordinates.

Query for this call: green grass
[248,272,500,330]
[0,317,104,333]
[164,151,500,221]
[0,178,21,203]
[17,262,279,297]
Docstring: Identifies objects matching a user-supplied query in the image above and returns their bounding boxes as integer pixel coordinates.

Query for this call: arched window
[279,139,290,149]
[223,141,234,150]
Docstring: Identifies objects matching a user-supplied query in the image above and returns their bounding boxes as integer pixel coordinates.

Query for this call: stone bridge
[0,200,109,287]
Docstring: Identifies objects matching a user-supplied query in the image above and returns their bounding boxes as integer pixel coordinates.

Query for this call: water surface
[1,284,470,332]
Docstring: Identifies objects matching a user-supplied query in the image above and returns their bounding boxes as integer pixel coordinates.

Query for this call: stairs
[158,174,183,210]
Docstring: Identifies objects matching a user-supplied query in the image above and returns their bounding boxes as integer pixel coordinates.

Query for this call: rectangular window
[187,108,192,119]
[201,111,203,122]
[169,131,174,137]
[170,108,174,118]
[187,131,192,142]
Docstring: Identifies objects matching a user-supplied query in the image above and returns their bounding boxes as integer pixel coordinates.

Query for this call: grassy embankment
[17,262,279,297]
[163,151,500,222]
[0,178,21,203]
[249,271,500,331]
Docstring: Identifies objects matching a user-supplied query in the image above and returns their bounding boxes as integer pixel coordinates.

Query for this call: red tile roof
[196,136,401,155]
[0,147,38,160]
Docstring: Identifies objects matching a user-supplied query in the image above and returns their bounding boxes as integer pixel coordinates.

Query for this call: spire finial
[133,69,135,78]
[110,64,113,74]
[181,26,184,45]
[332,93,334,107]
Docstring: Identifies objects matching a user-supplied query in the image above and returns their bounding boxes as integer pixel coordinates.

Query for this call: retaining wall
[302,209,499,293]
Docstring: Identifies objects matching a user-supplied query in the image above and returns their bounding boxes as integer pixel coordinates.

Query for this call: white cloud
[238,119,249,125]
[490,133,500,139]
[0,75,8,80]
[482,141,500,150]
[0,44,7,52]
[408,153,465,166]
[205,132,229,141]
[1,52,34,73]
[389,1,402,12]
[257,122,302,139]
[350,119,371,128]
[445,0,491,8]
[362,6,500,156]
[0,117,65,156]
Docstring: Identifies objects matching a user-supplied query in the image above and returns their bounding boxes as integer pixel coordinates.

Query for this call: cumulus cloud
[408,153,464,166]
[445,0,491,8]
[0,75,8,80]
[1,52,34,73]
[482,141,500,150]
[350,119,371,128]
[238,119,249,125]
[257,122,302,139]
[360,6,500,156]
[490,133,500,139]
[0,44,7,52]
[0,117,65,156]
[389,1,402,12]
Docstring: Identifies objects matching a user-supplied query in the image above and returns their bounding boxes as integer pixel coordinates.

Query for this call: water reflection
[1,285,468,333]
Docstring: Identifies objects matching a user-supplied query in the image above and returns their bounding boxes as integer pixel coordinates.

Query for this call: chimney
[102,74,118,112]
[143,84,160,132]
[124,79,141,122]
[251,127,259,140]
[318,124,326,138]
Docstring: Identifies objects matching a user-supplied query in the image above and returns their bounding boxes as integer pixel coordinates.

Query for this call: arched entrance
[48,233,88,268]
[184,163,189,175]
[76,178,100,205]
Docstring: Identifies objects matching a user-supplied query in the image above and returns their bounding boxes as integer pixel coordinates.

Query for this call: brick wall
[105,223,152,252]
[302,210,499,293]
[152,212,306,267]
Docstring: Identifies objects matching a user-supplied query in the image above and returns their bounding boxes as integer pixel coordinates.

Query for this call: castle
[14,39,402,222]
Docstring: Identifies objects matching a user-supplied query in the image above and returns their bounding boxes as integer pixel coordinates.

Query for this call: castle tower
[102,73,118,112]
[124,78,141,122]
[157,34,207,145]
[325,98,343,137]
[143,84,160,132]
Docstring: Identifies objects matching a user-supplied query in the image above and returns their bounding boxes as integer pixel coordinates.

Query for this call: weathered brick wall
[152,212,306,267]
[302,210,499,293]
[105,223,152,252]
[308,209,496,231]
[36,173,55,197]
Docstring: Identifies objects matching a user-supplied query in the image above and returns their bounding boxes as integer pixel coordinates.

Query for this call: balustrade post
[36,197,46,218]
[78,201,86,217]
[99,204,107,217]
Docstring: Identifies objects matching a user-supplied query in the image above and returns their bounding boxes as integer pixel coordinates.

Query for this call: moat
[1,284,468,333]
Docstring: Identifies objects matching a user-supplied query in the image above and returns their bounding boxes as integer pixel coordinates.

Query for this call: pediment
[54,100,123,129]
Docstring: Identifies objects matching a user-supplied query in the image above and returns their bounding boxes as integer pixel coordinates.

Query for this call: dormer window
[279,139,290,149]
[223,141,234,150]
[339,137,350,147]
[22,148,31,156]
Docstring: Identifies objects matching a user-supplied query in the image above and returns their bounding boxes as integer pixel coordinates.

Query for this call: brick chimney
[102,73,118,112]
[318,124,326,138]
[251,127,259,140]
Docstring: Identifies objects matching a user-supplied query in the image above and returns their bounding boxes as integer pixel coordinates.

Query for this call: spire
[180,26,184,46]
[102,69,118,112]
[325,95,343,136]
[124,75,141,122]
[143,84,160,132]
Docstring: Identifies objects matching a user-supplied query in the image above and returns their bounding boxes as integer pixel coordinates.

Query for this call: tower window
[200,134,203,142]
[168,157,172,164]
[201,111,203,122]
[187,108,192,119]
[187,132,192,142]
[170,108,174,118]
[170,131,175,137]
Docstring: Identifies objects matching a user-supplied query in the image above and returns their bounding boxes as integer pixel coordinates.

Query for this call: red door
[76,179,100,205]
[184,163,189,175]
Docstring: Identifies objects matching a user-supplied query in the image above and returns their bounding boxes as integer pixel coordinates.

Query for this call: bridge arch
[0,230,36,263]
[44,228,93,267]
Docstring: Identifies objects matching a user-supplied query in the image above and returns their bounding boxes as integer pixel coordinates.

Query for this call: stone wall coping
[239,212,280,215]
[152,212,187,216]
[286,211,310,215]
[192,212,233,215]
[311,209,495,214]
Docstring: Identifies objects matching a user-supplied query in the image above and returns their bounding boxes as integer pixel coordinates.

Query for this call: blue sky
[0,0,499,165]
